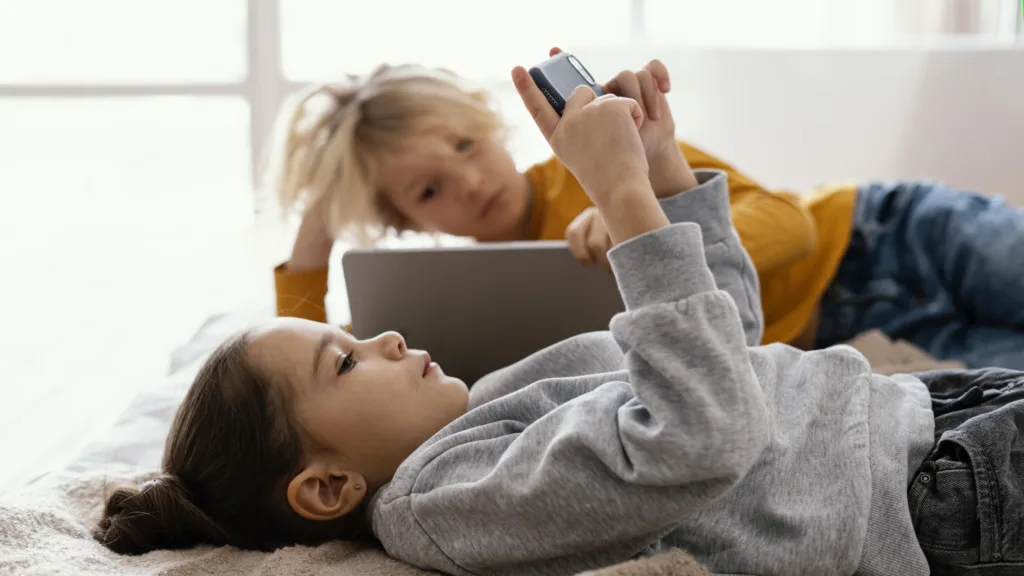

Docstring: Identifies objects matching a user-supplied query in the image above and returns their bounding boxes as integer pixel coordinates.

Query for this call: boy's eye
[455,138,474,152]
[337,352,357,376]
[419,186,438,203]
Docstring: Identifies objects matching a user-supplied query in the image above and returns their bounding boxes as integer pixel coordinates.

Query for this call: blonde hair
[263,64,504,242]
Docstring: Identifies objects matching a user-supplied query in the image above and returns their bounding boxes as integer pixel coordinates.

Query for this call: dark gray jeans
[911,368,1024,575]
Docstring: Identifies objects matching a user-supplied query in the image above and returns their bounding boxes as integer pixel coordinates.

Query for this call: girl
[271,49,1024,369]
[95,63,1024,576]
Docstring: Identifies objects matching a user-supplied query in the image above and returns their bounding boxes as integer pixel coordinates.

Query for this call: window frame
[0,0,1017,216]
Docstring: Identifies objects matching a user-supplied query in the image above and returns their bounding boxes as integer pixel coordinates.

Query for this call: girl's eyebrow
[311,332,333,378]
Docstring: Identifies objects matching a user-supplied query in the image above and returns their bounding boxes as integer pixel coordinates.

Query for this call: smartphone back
[528,53,604,115]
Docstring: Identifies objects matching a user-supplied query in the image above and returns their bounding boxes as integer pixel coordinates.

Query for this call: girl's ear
[287,463,367,521]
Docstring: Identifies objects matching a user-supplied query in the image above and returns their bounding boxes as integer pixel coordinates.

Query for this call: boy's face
[376,133,532,241]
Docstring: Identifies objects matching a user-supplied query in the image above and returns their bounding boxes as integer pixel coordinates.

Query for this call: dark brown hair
[94,331,369,555]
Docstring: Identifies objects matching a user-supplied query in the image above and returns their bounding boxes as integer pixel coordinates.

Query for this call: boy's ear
[375,198,416,232]
[287,464,367,521]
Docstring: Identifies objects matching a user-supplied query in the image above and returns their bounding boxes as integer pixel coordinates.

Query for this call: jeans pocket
[911,462,980,553]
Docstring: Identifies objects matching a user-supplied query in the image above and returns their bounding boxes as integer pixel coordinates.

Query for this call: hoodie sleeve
[468,170,764,408]
[648,169,763,346]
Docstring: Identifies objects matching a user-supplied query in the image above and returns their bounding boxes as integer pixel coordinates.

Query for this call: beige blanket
[0,329,957,576]
[0,468,707,576]
[844,329,965,375]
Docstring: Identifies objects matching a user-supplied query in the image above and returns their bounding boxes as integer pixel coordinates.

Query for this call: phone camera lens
[568,55,596,85]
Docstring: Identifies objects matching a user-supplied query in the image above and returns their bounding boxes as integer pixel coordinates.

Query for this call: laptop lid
[342,241,624,384]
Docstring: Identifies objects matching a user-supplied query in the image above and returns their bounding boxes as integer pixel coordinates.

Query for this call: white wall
[575,46,1024,201]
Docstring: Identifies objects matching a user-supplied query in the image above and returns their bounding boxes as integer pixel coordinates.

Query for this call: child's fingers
[610,71,645,112]
[635,69,661,121]
[564,84,599,113]
[587,221,612,270]
[593,95,645,129]
[644,59,671,92]
[657,90,670,116]
[512,66,560,140]
[616,96,645,130]
[602,76,618,98]
[568,237,593,266]
[566,213,595,266]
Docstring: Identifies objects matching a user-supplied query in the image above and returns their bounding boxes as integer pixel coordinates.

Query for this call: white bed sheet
[58,309,273,479]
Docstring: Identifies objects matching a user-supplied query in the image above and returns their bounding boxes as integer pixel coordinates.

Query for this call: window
[280,0,633,168]
[281,0,631,83]
[0,0,247,84]
[0,0,255,224]
[0,0,257,492]
[278,0,1021,173]
[645,0,1022,47]
[0,98,252,240]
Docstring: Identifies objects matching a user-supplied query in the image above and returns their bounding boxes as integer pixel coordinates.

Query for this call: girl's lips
[423,352,432,376]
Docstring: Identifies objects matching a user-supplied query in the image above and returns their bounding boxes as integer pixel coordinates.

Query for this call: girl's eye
[455,138,474,152]
[419,186,438,203]
[337,352,357,376]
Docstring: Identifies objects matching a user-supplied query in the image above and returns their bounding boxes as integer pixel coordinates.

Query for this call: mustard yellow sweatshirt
[274,141,857,345]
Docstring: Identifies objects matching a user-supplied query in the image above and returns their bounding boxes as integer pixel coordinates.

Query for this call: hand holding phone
[512,63,669,246]
[528,53,604,116]
[536,48,698,197]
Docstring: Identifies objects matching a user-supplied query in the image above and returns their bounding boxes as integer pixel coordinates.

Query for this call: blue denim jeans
[910,368,1024,575]
[816,181,1024,369]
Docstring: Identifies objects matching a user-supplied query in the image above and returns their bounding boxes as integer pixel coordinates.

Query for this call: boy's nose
[458,168,485,201]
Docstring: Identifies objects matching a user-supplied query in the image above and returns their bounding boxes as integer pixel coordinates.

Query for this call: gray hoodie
[370,171,935,576]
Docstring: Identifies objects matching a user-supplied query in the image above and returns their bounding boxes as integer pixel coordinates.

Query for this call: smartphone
[528,53,604,116]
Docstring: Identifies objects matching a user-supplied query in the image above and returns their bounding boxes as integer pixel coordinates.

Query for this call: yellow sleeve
[274,263,329,323]
[525,156,594,241]
[680,141,816,273]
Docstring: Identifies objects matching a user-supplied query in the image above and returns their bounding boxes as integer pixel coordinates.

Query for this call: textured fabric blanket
[0,469,707,575]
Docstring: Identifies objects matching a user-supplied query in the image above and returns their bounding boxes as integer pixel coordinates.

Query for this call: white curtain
[641,0,1021,48]
[895,0,1021,37]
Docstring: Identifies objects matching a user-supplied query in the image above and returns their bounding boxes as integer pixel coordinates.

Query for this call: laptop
[342,241,625,384]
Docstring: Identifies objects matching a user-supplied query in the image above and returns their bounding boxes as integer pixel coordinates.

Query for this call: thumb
[564,84,598,113]
[614,96,644,129]
[512,66,560,139]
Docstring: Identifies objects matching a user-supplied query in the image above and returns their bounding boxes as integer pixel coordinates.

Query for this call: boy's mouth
[479,189,503,220]
[423,353,433,376]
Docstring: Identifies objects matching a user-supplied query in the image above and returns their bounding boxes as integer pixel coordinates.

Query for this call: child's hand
[607,62,698,197]
[565,207,612,272]
[511,66,648,207]
[287,205,335,271]
[513,64,669,245]
[549,48,697,197]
